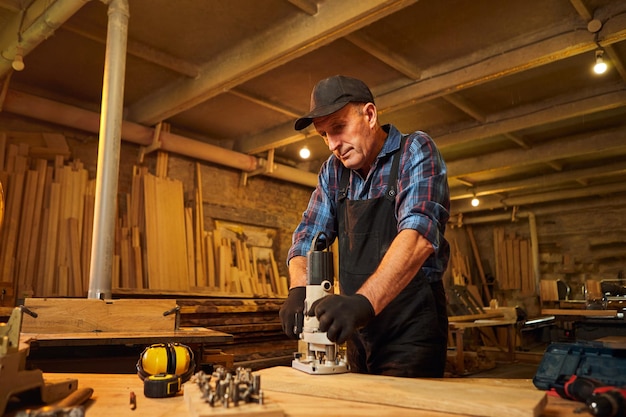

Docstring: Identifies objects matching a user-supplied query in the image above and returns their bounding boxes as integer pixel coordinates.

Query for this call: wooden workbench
[5,367,581,417]
[449,317,517,375]
[541,308,620,317]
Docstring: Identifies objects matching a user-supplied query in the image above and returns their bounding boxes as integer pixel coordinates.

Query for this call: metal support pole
[88,0,129,299]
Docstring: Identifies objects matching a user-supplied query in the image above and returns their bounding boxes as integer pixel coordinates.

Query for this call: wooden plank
[21,327,232,346]
[131,226,144,289]
[268,251,280,296]
[22,298,178,333]
[466,226,491,302]
[512,236,521,290]
[24,160,48,296]
[503,236,514,289]
[539,280,559,302]
[520,239,531,293]
[164,177,189,291]
[67,217,83,296]
[16,168,38,296]
[143,174,160,289]
[194,163,207,287]
[81,180,95,290]
[448,312,504,322]
[541,308,618,317]
[218,244,231,293]
[493,227,505,289]
[258,366,546,417]
[143,174,189,291]
[185,207,196,288]
[120,226,131,288]
[206,232,216,291]
[0,169,25,284]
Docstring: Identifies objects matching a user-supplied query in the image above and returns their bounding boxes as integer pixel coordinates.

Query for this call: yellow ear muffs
[137,343,195,383]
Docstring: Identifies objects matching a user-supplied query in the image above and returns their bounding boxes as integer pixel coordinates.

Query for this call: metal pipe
[2,88,319,186]
[0,0,90,78]
[87,0,129,299]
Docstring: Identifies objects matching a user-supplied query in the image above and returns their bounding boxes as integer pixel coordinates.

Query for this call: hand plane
[291,232,349,375]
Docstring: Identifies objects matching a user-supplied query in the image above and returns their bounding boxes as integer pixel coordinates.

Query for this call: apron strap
[338,163,350,202]
[385,135,407,202]
[337,135,408,203]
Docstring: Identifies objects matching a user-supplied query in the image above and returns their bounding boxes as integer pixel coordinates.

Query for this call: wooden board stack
[0,133,287,299]
[115,157,288,296]
[0,133,92,301]
[494,227,535,293]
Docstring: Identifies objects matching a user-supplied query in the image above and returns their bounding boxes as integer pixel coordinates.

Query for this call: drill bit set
[191,366,264,408]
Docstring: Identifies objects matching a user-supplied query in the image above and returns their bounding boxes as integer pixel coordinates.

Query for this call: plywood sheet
[257,366,546,417]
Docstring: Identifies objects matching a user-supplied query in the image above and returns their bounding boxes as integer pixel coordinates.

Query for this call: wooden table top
[5,367,581,417]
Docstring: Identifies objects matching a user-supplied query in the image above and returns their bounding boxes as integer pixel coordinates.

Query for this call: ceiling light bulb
[299,146,311,159]
[12,48,24,71]
[471,197,480,207]
[593,50,607,74]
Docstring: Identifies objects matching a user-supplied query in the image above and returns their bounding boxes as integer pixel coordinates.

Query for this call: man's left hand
[307,294,375,344]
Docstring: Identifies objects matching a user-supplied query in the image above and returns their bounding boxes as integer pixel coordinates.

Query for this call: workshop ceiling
[1,0,626,220]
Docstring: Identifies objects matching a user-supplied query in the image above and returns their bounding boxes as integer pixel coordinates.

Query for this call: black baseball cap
[294,75,374,131]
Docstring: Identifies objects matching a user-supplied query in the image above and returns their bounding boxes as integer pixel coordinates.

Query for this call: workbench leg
[507,324,515,362]
[453,329,465,374]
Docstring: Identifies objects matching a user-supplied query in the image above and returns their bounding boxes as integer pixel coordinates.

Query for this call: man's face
[313,103,377,171]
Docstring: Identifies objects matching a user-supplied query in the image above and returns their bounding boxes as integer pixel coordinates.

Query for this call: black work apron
[337,135,448,377]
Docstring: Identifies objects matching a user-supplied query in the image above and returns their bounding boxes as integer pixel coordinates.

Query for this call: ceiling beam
[286,0,318,16]
[61,23,201,78]
[125,0,417,125]
[228,88,300,118]
[452,194,626,225]
[433,84,626,149]
[239,82,626,156]
[502,181,626,208]
[450,161,626,200]
[344,32,422,80]
[446,125,626,178]
[377,15,626,114]
[236,7,626,154]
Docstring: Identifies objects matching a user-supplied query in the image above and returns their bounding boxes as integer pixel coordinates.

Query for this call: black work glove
[279,287,306,339]
[307,294,375,345]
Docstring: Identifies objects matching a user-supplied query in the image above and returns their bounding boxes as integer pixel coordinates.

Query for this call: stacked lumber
[114,155,190,292]
[1,132,288,299]
[114,159,288,297]
[181,165,288,297]
[209,229,287,297]
[178,298,296,370]
[494,227,534,292]
[0,133,92,300]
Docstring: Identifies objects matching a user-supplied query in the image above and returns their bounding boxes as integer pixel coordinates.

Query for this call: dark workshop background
[1,0,626,370]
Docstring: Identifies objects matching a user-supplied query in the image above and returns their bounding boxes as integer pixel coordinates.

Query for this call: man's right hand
[279,286,306,339]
